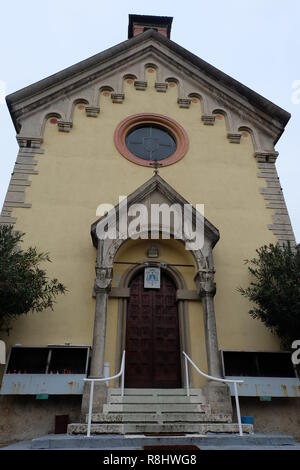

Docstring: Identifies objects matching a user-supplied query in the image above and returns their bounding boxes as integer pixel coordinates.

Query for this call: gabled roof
[6,29,290,136]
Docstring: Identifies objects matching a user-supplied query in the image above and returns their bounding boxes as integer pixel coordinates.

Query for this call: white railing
[183,351,244,436]
[84,350,126,437]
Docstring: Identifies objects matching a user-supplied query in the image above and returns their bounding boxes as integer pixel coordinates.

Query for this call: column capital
[94,266,113,293]
[194,269,216,298]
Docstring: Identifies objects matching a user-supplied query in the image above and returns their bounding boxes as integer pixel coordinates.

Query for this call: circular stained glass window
[125,125,177,161]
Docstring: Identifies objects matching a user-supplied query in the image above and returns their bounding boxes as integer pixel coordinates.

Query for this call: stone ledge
[177,98,191,108]
[67,422,253,435]
[227,133,241,144]
[111,93,125,103]
[0,216,17,224]
[134,80,147,91]
[87,412,232,424]
[16,136,43,149]
[255,151,278,163]
[155,82,168,92]
[202,115,216,125]
[85,106,100,117]
[57,120,73,132]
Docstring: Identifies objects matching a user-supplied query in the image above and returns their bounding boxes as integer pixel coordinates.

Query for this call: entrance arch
[125,269,181,388]
[90,175,223,385]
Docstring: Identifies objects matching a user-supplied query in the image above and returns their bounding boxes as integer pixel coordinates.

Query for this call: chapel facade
[0,15,299,442]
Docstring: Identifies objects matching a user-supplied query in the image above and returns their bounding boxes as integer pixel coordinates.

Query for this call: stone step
[109,388,204,397]
[68,422,253,435]
[103,403,211,413]
[108,395,206,404]
[88,412,232,423]
[32,433,297,450]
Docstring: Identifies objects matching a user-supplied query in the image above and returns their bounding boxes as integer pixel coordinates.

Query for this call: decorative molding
[0,147,40,226]
[6,32,288,151]
[111,93,125,103]
[194,270,216,298]
[201,115,216,126]
[85,106,100,117]
[18,147,44,155]
[16,136,43,149]
[155,82,168,92]
[256,158,296,245]
[177,98,191,109]
[57,120,73,132]
[227,133,242,144]
[0,216,17,224]
[134,80,147,90]
[255,151,278,163]
[94,267,113,293]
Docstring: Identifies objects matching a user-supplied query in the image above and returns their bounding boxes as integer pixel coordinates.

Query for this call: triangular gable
[6,29,289,152]
[90,174,219,251]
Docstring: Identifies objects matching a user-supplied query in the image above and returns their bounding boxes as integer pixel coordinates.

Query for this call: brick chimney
[128,15,173,39]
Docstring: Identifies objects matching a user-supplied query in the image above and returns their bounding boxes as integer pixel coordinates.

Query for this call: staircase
[68,388,253,435]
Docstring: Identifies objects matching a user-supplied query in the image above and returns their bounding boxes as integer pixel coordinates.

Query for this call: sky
[0,0,299,242]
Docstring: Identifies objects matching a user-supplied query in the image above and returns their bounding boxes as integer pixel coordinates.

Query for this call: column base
[80,381,108,421]
[203,380,233,415]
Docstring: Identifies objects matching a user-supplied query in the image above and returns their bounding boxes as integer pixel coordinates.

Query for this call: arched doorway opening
[125,269,182,388]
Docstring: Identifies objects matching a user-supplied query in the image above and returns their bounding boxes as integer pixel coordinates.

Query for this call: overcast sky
[0,0,299,242]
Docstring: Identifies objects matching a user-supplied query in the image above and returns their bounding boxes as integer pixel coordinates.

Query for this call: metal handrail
[183,351,244,436]
[84,350,126,437]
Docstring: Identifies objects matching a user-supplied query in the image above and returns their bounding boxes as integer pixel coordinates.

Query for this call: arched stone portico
[89,175,223,388]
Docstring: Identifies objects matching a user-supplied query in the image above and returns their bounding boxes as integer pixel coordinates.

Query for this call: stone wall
[0,395,81,446]
[233,397,300,442]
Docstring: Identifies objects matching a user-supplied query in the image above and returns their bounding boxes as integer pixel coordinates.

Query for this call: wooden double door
[125,270,181,388]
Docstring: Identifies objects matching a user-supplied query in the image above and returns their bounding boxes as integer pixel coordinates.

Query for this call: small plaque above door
[144,267,161,289]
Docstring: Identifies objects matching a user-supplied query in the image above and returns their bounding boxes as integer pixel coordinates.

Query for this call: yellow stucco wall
[1,68,280,386]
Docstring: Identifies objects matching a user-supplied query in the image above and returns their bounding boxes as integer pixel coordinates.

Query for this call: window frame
[114,113,189,167]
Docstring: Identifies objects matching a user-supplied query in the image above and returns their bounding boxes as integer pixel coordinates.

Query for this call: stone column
[195,270,222,378]
[195,270,232,415]
[90,266,112,377]
[81,265,112,417]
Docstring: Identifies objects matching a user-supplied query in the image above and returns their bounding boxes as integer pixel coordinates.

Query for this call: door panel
[125,270,181,388]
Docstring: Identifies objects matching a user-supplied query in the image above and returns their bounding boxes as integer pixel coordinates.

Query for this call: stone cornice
[6,30,290,142]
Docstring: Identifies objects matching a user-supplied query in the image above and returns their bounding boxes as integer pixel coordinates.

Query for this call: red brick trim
[114,113,189,167]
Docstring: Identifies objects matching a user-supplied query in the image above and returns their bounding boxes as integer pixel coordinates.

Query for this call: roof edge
[6,29,291,133]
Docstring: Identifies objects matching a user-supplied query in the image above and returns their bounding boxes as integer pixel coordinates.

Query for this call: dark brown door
[125,270,181,388]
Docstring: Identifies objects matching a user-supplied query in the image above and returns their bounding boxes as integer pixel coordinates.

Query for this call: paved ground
[1,433,300,450]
